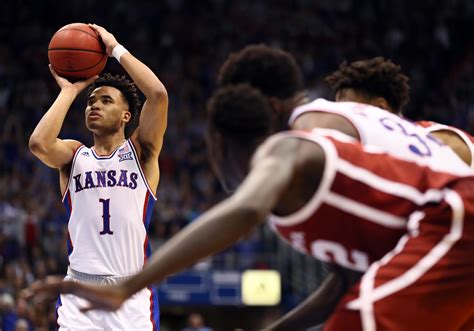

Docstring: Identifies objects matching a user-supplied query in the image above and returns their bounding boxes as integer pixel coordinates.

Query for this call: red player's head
[325,57,410,115]
[206,84,274,192]
[217,44,307,130]
[86,73,141,137]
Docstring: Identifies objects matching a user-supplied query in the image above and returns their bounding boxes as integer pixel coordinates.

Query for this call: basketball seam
[51,54,106,73]
[48,48,105,54]
[54,28,100,41]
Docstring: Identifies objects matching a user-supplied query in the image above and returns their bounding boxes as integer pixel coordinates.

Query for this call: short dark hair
[207,84,272,141]
[206,84,273,192]
[88,73,141,132]
[325,57,410,113]
[217,44,303,99]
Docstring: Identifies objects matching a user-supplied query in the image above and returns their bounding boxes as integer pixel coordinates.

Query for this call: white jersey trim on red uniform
[325,192,406,229]
[346,189,465,331]
[337,159,445,205]
[269,129,453,229]
[268,130,339,226]
[423,122,474,169]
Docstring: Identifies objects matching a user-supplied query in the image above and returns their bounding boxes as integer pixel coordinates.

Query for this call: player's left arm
[90,24,168,156]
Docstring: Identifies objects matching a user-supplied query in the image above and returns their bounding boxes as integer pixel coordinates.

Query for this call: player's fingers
[31,291,57,305]
[85,75,99,84]
[20,288,33,300]
[89,24,105,34]
[49,64,59,77]
[22,280,59,304]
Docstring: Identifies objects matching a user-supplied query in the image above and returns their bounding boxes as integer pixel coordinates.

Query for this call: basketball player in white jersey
[27,85,474,330]
[324,57,474,168]
[28,24,167,330]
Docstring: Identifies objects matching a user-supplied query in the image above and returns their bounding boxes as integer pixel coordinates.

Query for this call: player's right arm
[29,66,97,169]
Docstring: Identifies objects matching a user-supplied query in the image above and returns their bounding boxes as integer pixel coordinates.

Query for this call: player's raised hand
[49,64,98,95]
[88,24,119,57]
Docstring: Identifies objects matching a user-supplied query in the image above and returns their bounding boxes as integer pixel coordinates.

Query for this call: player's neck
[92,132,126,156]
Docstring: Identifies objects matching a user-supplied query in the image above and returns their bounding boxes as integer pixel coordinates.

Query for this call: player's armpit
[28,138,81,169]
[430,130,472,165]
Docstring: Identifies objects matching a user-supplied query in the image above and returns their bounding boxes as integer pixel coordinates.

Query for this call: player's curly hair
[217,44,303,99]
[88,73,141,130]
[325,57,410,113]
[207,84,273,141]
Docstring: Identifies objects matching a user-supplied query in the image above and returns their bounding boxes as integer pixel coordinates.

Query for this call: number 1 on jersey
[99,198,114,235]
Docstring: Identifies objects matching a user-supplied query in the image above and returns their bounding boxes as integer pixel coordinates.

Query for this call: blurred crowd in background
[1,0,474,329]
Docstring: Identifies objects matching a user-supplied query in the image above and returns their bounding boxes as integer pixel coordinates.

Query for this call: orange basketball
[48,23,107,80]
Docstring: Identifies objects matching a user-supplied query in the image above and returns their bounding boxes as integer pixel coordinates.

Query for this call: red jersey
[268,130,474,329]
[417,120,474,169]
[268,129,474,272]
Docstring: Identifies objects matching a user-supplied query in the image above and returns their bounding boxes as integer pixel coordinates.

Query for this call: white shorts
[56,275,159,331]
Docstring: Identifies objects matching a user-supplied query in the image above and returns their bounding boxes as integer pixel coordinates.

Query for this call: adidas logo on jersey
[81,151,90,157]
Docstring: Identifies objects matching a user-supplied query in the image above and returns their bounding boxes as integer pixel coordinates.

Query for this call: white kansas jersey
[289,98,470,175]
[62,139,156,275]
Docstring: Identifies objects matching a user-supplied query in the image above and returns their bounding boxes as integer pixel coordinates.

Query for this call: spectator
[182,313,213,331]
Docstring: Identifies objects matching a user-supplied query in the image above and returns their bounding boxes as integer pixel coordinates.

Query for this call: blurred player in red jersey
[27,46,474,330]
[325,57,474,168]
[26,85,474,330]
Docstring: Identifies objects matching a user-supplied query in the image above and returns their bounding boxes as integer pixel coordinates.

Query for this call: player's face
[85,86,131,133]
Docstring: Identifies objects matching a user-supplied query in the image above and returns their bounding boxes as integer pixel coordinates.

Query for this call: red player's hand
[22,275,127,312]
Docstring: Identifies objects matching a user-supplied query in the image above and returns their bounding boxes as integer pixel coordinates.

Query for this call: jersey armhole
[61,145,85,203]
[426,124,474,169]
[269,132,339,227]
[128,139,158,201]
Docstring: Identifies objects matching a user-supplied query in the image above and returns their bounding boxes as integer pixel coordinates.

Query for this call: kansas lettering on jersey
[62,139,156,275]
[289,98,468,174]
[417,120,474,169]
[269,130,474,272]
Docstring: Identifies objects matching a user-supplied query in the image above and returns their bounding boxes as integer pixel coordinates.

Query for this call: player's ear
[374,97,392,113]
[122,110,131,123]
